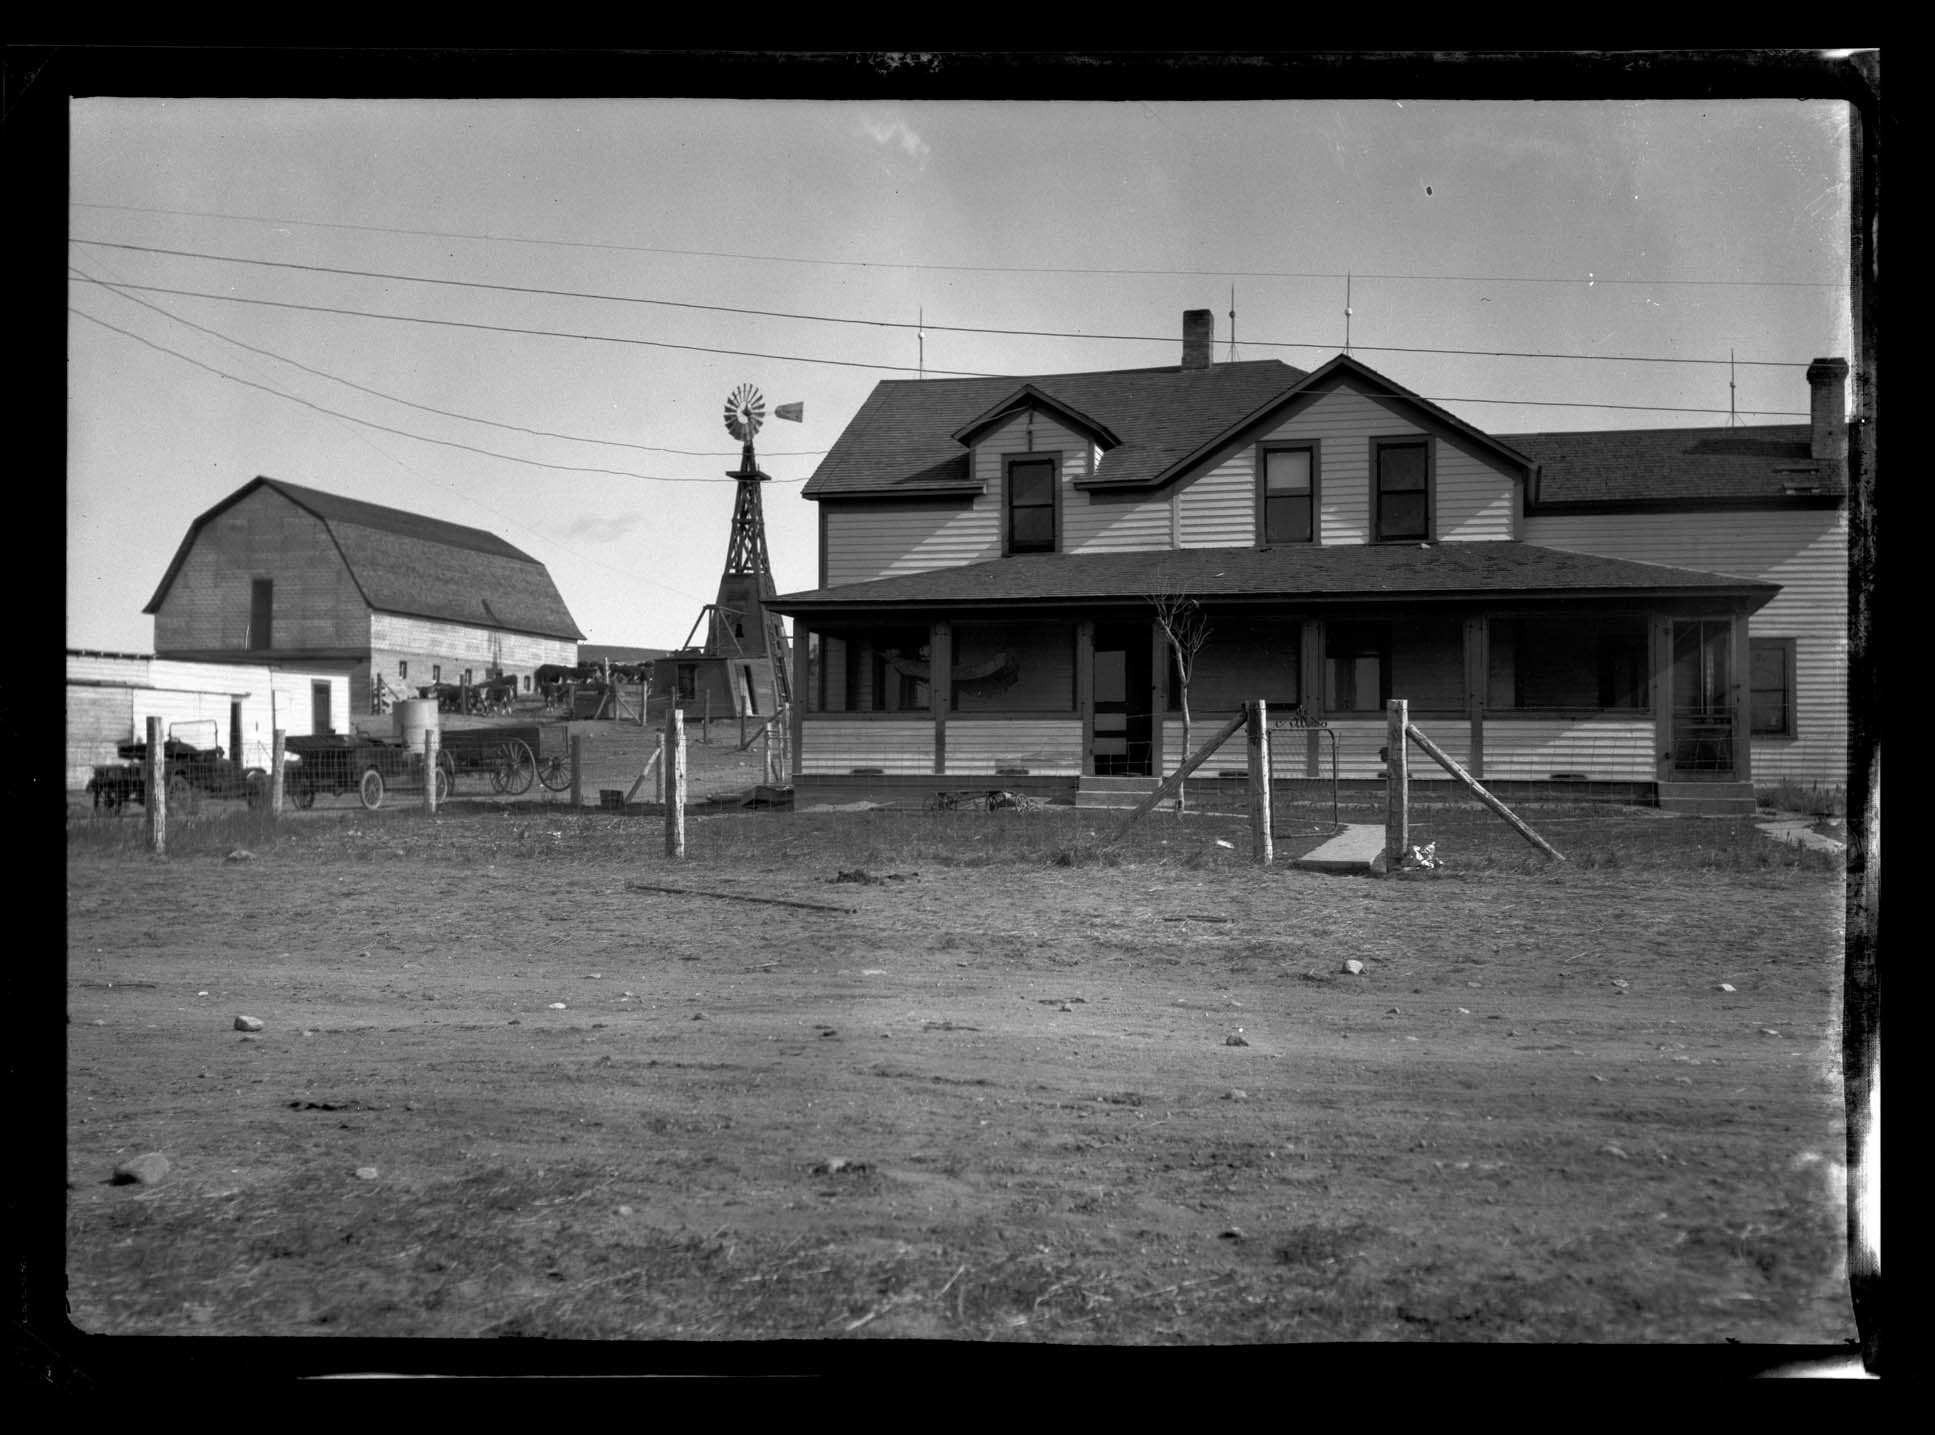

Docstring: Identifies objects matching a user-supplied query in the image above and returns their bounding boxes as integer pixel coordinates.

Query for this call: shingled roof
[1503,423,1841,507]
[145,477,583,640]
[803,360,1309,498]
[772,541,1778,613]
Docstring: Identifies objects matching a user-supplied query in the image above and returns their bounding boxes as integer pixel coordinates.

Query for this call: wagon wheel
[495,740,536,796]
[293,784,317,810]
[433,765,452,805]
[358,767,386,811]
[439,749,459,793]
[536,751,571,792]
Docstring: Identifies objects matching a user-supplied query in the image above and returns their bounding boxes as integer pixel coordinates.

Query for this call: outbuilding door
[1669,620,1734,776]
[311,681,334,735]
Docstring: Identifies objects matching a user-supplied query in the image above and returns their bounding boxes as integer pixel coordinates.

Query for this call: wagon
[88,733,268,813]
[433,723,570,797]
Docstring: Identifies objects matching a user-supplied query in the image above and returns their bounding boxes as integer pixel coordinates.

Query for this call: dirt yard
[59,738,1857,1362]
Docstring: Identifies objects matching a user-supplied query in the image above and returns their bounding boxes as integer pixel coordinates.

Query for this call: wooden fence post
[1248,699,1273,866]
[423,729,440,814]
[145,715,166,856]
[666,707,687,859]
[1387,699,1409,863]
[703,693,711,746]
[270,729,286,818]
[570,734,585,809]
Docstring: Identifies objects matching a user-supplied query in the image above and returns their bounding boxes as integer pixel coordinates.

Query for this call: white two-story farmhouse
[769,312,1848,814]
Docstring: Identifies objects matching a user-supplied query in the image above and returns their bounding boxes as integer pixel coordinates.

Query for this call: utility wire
[70,201,1847,289]
[71,238,1811,370]
[68,279,1806,419]
[69,263,829,460]
[68,305,813,483]
[67,274,1003,378]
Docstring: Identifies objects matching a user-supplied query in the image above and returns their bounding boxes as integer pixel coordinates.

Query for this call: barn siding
[152,486,367,653]
[1524,508,1847,786]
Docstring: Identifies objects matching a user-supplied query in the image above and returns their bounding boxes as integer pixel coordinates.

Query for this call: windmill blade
[773,402,804,423]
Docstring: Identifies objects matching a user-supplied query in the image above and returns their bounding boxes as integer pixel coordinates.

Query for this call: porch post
[1076,619,1096,777]
[1730,608,1752,784]
[1464,614,1487,781]
[930,620,951,776]
[1301,618,1324,777]
[1149,620,1168,780]
[790,621,810,779]
[1652,615,1675,782]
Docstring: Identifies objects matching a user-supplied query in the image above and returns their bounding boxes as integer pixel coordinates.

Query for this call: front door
[311,681,334,735]
[1669,620,1733,777]
[1091,623,1152,776]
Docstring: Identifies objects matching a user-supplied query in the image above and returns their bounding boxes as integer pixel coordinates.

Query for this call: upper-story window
[249,578,274,650]
[1374,438,1431,542]
[1257,444,1315,544]
[1006,456,1058,554]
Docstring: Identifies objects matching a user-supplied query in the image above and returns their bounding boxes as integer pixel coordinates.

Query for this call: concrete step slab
[1293,823,1388,875]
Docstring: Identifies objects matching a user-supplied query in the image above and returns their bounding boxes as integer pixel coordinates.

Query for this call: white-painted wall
[1525,507,1847,786]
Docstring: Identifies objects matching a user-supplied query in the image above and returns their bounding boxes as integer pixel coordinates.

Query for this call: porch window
[1374,439,1430,542]
[1006,457,1058,554]
[1750,637,1796,737]
[1488,616,1648,710]
[1257,445,1314,545]
[952,622,1072,712]
[1325,621,1389,713]
[1172,619,1301,712]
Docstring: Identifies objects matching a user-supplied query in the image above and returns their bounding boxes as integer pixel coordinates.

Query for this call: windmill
[674,384,803,718]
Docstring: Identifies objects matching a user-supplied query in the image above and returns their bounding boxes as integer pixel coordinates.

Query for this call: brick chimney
[1805,356,1848,468]
[1182,309,1215,370]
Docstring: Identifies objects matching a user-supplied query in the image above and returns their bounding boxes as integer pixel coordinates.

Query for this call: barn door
[1669,620,1733,777]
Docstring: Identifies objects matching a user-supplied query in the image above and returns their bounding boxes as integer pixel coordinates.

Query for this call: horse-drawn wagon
[282,724,569,809]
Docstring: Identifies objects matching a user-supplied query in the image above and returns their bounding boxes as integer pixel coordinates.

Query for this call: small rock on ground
[355,1166,379,1180]
[233,1015,264,1032]
[112,1152,170,1185]
[1342,960,1366,976]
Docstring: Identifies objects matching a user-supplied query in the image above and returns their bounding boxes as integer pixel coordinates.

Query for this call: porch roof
[771,541,1780,615]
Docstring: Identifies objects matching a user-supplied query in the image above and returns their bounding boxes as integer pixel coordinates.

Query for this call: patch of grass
[1756,782,1846,818]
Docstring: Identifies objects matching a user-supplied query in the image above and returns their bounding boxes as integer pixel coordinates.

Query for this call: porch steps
[1074,775,1176,812]
[1657,780,1757,816]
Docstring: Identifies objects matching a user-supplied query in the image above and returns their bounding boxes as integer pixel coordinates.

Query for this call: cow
[417,682,465,713]
[472,674,520,715]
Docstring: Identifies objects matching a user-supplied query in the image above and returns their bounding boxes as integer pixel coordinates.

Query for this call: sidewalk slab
[1294,824,1388,875]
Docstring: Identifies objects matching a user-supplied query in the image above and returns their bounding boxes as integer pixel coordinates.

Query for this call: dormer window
[1006,455,1058,554]
[1374,438,1431,541]
[1257,444,1315,544]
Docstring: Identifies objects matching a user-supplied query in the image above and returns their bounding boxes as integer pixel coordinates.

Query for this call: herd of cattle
[413,661,652,715]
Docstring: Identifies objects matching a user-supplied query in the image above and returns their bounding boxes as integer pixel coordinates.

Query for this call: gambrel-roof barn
[144,477,583,717]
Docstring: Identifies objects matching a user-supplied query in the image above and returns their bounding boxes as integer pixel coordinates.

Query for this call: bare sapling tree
[1148,577,1211,812]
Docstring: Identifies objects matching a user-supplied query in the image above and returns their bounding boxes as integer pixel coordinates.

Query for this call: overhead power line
[68,305,813,484]
[70,263,829,460]
[69,238,1813,371]
[67,273,1002,378]
[71,201,1847,289]
[69,279,1806,420]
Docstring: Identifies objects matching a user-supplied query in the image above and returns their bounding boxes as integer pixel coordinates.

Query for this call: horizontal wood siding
[1275,387,1387,545]
[66,684,133,790]
[798,717,936,775]
[1436,441,1518,540]
[822,501,1001,586]
[1524,508,1847,786]
[153,485,367,652]
[1065,488,1174,552]
[1176,452,1255,548]
[944,718,1084,775]
[1483,716,1657,781]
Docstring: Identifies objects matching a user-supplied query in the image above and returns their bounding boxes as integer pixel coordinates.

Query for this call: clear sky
[66,93,1855,655]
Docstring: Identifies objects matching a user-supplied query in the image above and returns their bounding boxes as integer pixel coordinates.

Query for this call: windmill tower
[675,384,800,717]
